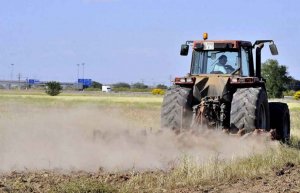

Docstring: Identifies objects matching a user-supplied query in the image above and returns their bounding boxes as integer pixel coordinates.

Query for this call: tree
[113,82,131,88]
[132,82,148,89]
[262,59,291,98]
[156,84,168,89]
[289,77,300,91]
[91,81,102,89]
[45,81,62,96]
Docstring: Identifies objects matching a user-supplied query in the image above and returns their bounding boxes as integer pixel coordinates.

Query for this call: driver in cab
[212,55,234,74]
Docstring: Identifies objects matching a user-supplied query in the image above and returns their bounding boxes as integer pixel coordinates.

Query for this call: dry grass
[120,146,300,193]
[290,108,300,139]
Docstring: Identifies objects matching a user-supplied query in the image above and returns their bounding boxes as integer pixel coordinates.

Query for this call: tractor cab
[180,33,278,79]
[189,41,252,76]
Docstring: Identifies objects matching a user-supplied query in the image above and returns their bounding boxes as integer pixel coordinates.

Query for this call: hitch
[191,96,226,129]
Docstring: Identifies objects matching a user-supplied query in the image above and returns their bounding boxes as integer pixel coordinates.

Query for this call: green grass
[0,92,163,109]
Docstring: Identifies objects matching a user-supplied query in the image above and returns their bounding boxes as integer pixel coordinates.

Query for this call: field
[0,91,300,193]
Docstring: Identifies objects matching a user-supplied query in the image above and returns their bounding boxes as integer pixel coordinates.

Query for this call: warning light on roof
[203,32,208,40]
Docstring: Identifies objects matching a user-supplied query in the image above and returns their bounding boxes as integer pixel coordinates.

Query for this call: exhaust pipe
[255,43,264,79]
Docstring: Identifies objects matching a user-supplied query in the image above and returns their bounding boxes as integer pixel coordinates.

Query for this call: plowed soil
[0,163,299,193]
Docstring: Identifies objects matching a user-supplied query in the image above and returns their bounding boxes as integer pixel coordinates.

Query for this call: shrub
[152,88,165,95]
[112,87,152,92]
[45,81,62,96]
[156,84,168,89]
[91,81,102,89]
[294,91,300,100]
[283,90,296,96]
[111,87,131,92]
[113,82,131,89]
[132,82,148,89]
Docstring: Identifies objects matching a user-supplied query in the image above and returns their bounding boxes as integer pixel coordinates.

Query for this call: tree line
[45,81,168,96]
[45,59,299,98]
[112,82,168,90]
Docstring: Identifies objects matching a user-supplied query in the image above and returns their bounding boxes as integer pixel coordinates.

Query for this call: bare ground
[0,162,299,193]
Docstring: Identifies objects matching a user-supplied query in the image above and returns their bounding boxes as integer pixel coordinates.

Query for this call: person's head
[218,55,227,65]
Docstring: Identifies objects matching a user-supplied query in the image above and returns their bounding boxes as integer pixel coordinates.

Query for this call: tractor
[161,33,290,142]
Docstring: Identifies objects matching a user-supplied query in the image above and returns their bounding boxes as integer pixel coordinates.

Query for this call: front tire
[161,85,193,132]
[230,87,270,133]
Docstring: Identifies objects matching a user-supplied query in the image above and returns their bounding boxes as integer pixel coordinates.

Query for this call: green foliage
[112,82,150,92]
[294,90,300,100]
[132,82,148,89]
[289,77,300,91]
[283,90,296,96]
[112,82,131,89]
[112,87,151,92]
[156,84,168,89]
[45,81,62,96]
[111,87,130,92]
[91,81,103,89]
[85,87,101,91]
[152,88,165,95]
[262,59,291,98]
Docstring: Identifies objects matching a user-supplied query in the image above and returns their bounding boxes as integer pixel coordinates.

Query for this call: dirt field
[0,163,299,193]
[0,91,299,192]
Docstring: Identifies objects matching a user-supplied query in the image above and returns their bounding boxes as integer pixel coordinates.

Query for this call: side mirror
[269,42,278,55]
[180,44,189,56]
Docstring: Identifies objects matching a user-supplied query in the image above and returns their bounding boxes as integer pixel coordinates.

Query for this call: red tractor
[161,33,290,142]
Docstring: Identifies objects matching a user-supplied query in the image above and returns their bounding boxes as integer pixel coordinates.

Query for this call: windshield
[191,50,239,74]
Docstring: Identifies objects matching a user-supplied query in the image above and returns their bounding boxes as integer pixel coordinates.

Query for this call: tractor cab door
[240,44,254,77]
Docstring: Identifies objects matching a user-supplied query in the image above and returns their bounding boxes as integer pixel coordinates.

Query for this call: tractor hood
[193,75,230,100]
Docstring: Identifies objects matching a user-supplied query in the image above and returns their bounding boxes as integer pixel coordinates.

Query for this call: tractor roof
[192,40,252,49]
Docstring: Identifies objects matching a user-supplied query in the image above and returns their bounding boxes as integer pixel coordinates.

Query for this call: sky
[0,0,299,85]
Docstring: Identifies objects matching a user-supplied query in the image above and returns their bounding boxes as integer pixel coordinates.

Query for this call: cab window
[191,50,239,74]
[241,47,250,76]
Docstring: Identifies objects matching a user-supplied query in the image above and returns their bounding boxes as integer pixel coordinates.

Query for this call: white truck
[102,85,111,93]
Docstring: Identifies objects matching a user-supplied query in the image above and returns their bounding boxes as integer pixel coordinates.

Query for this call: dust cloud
[0,104,278,172]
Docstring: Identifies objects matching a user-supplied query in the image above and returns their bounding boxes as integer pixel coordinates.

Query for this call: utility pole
[10,64,14,81]
[169,75,173,86]
[82,63,85,90]
[82,63,85,80]
[18,73,21,90]
[77,64,80,89]
[10,64,14,89]
[24,77,28,90]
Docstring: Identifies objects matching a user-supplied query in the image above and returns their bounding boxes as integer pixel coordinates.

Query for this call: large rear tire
[230,87,270,133]
[269,102,290,143]
[161,85,193,132]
